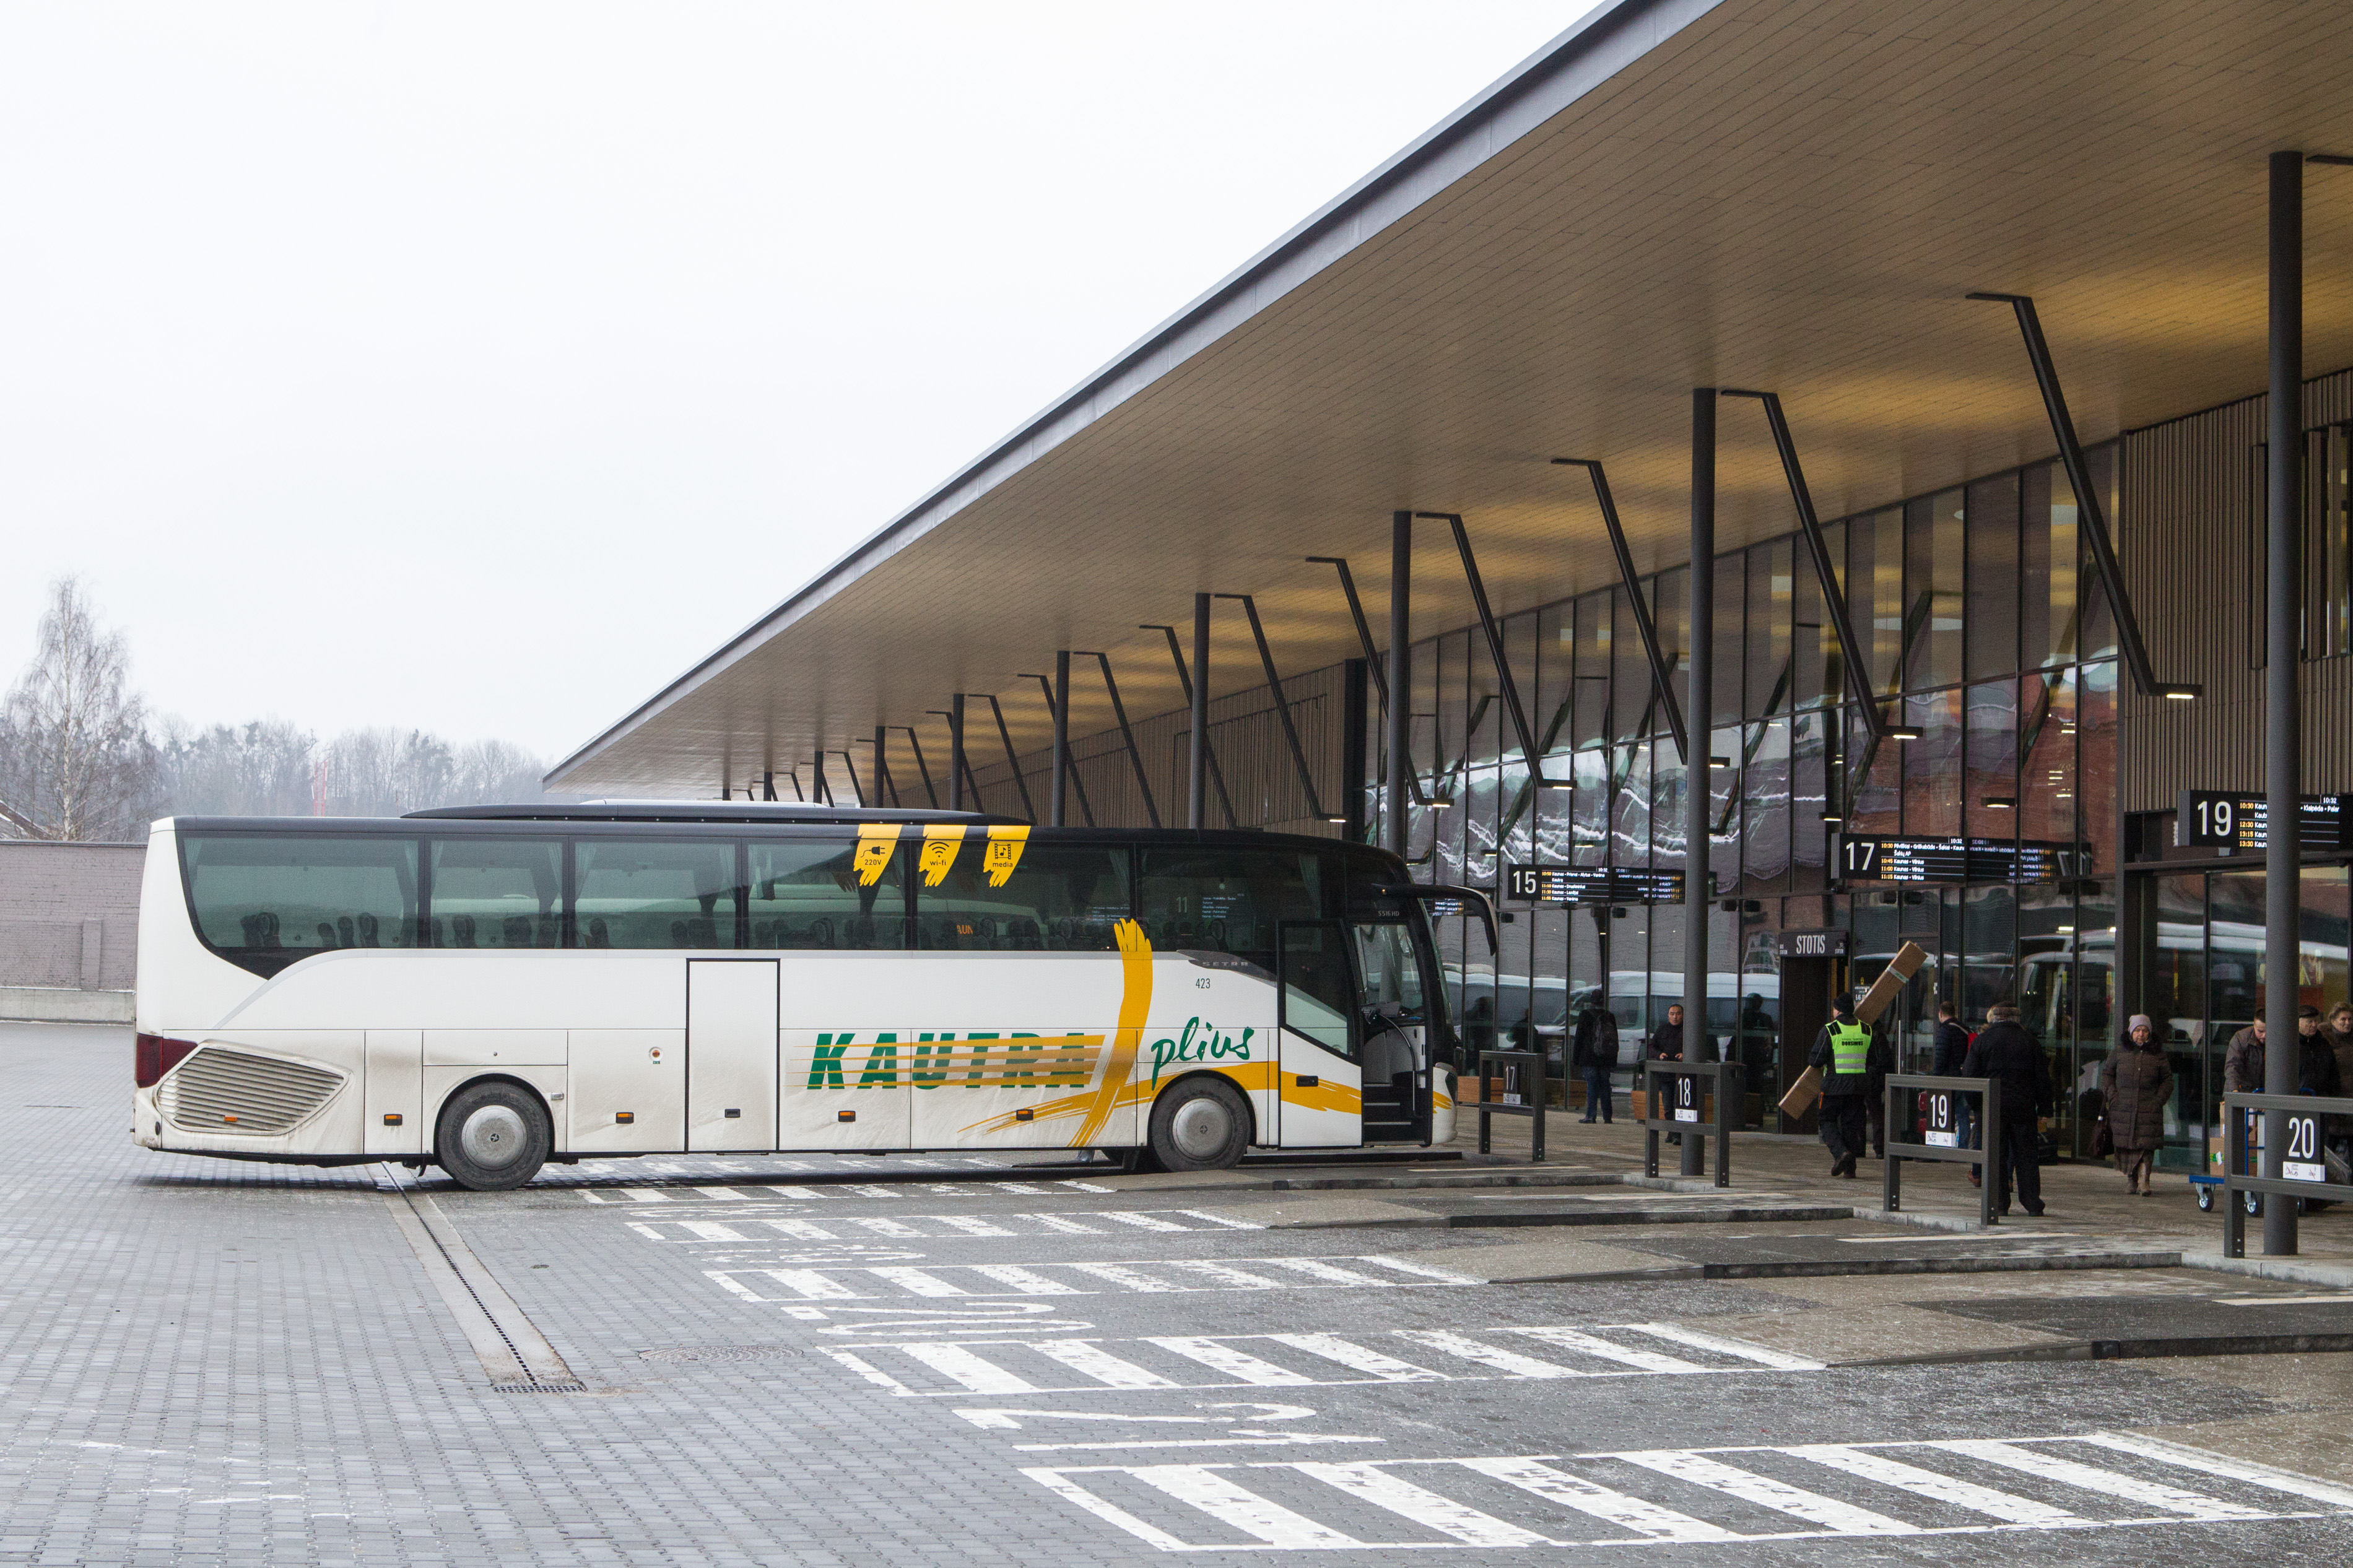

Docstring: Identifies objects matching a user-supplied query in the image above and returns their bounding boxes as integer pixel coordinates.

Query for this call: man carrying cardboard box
[1808,994,1872,1177]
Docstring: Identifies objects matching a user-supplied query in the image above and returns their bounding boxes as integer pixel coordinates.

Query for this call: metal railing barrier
[1882,1074,2001,1227]
[1635,1060,1741,1187]
[2220,1091,2353,1258]
[1473,1049,1547,1163]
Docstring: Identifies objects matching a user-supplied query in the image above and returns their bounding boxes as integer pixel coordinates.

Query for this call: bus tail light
[136,1033,199,1088]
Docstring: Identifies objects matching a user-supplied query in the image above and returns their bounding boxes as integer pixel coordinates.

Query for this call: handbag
[2088,1115,2114,1159]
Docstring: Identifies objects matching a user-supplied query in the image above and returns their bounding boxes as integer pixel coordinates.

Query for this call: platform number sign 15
[1925,1091,1960,1148]
[2284,1111,2327,1184]
[1673,1075,1700,1124]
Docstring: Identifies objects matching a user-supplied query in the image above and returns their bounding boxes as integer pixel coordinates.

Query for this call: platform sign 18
[2284,1110,2328,1184]
[1672,1075,1700,1123]
[1924,1091,1962,1148]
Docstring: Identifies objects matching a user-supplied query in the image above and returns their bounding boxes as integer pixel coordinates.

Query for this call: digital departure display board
[1833,833,2079,885]
[1503,864,1689,905]
[2175,791,2352,853]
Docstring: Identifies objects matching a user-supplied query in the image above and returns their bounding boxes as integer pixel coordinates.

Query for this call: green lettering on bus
[809,1033,855,1089]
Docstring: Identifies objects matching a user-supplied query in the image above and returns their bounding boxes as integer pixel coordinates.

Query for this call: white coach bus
[133,803,1476,1188]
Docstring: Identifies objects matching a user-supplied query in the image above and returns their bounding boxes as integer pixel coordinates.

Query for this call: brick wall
[0,840,147,992]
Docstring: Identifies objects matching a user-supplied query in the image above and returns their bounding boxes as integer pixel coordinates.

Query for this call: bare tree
[0,578,162,840]
[157,717,318,816]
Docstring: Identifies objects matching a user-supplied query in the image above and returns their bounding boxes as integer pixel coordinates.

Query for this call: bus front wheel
[435,1081,552,1192]
[1148,1077,1251,1171]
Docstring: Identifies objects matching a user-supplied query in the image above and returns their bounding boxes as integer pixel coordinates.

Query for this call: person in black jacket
[1644,1005,1713,1144]
[1960,1002,2053,1217]
[1807,994,1872,1177]
[1570,1002,1620,1124]
[1931,1001,1978,1184]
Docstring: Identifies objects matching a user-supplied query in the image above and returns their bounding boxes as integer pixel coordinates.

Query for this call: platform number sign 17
[1925,1091,1960,1148]
[1673,1075,1700,1124]
[2284,1111,2327,1184]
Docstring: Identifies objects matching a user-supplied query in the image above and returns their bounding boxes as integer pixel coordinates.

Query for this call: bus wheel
[435,1081,551,1192]
[1149,1077,1250,1171]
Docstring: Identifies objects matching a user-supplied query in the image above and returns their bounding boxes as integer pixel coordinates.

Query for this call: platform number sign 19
[1925,1091,1960,1148]
[1673,1075,1700,1123]
[2284,1111,2327,1184]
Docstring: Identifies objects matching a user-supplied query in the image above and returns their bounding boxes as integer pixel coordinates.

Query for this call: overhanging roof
[550,0,2353,795]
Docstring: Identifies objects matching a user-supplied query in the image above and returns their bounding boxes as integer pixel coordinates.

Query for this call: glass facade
[1372,447,2131,1137]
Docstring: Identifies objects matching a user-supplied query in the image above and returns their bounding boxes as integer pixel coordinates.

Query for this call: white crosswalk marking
[1615,1322,1825,1371]
[866,1267,969,1297]
[993,1183,1047,1194]
[1125,1465,1359,1547]
[931,1216,1016,1237]
[691,1185,754,1201]
[967,1265,1081,1294]
[1100,1210,1188,1231]
[1163,1261,1286,1289]
[621,1187,671,1202]
[1251,1258,1396,1286]
[752,1268,866,1300]
[1787,1445,2086,1525]
[1146,1338,1317,1387]
[1611,1451,1920,1535]
[1030,1438,2353,1551]
[762,1185,820,1200]
[897,1343,1035,1394]
[1926,1439,2266,1520]
[1027,1340,1178,1388]
[679,1220,749,1242]
[1060,1181,1116,1192]
[1176,1209,1263,1228]
[1359,1254,1482,1283]
[1022,1214,1104,1234]
[1513,1328,1708,1374]
[845,1216,926,1237]
[1396,1332,1579,1380]
[1064,1262,1179,1293]
[1457,1457,1734,1541]
[1265,1334,1443,1382]
[2075,1431,2353,1509]
[1293,1462,1549,1546]
[754,1217,837,1240]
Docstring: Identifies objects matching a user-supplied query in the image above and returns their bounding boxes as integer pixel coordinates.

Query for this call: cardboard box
[1855,941,1929,1026]
[1779,1065,1822,1118]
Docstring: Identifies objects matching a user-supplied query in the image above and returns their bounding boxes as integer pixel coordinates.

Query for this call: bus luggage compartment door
[687,959,779,1151]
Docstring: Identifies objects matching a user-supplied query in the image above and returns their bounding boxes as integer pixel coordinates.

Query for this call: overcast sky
[1,2,1594,763]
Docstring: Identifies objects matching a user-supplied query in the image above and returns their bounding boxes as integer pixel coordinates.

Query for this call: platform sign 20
[2284,1111,2327,1184]
[1925,1091,1962,1149]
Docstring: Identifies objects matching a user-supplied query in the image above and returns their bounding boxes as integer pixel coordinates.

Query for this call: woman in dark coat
[2098,1014,2175,1196]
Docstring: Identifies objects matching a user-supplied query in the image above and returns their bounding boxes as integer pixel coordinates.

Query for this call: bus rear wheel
[435,1081,551,1191]
[1148,1076,1250,1171]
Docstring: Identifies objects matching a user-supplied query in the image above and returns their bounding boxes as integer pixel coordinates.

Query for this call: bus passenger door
[1276,922,1362,1148]
[687,959,779,1151]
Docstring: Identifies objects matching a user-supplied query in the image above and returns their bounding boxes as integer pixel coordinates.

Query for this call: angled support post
[1215,593,1327,822]
[811,752,830,807]
[894,726,939,808]
[936,702,967,812]
[1141,624,1239,828]
[1076,651,1160,827]
[760,771,776,803]
[781,768,804,803]
[833,750,865,808]
[1306,557,1386,702]
[1714,392,1892,743]
[1019,672,1095,828]
[1967,292,2194,701]
[1417,511,1562,789]
[1549,459,1689,763]
[967,694,1036,822]
[864,726,900,807]
[1386,512,1412,855]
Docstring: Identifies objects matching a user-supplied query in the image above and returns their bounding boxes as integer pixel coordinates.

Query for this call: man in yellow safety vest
[1809,993,1872,1177]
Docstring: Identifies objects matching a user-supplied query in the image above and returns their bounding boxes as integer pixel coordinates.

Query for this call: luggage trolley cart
[2193,1104,2263,1215]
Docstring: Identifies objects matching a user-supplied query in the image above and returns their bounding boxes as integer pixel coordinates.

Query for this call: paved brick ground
[9,1023,2353,1566]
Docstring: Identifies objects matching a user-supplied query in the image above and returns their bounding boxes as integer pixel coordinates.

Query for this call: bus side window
[746,839,908,951]
[1136,849,1320,972]
[431,838,561,949]
[573,839,741,949]
[914,846,1128,951]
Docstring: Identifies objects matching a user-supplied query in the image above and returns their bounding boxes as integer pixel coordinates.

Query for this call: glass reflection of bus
[134,803,1468,1189]
[1444,968,1778,1077]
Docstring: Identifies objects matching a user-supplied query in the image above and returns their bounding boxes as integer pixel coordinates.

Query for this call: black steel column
[1342,659,1369,842]
[1050,649,1071,828]
[1684,388,1716,1176]
[2265,149,2303,1256]
[1385,511,1412,856]
[949,696,966,812]
[1188,594,1211,830]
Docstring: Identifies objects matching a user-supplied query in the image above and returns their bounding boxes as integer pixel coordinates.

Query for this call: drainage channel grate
[639,1346,804,1364]
[494,1380,589,1393]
